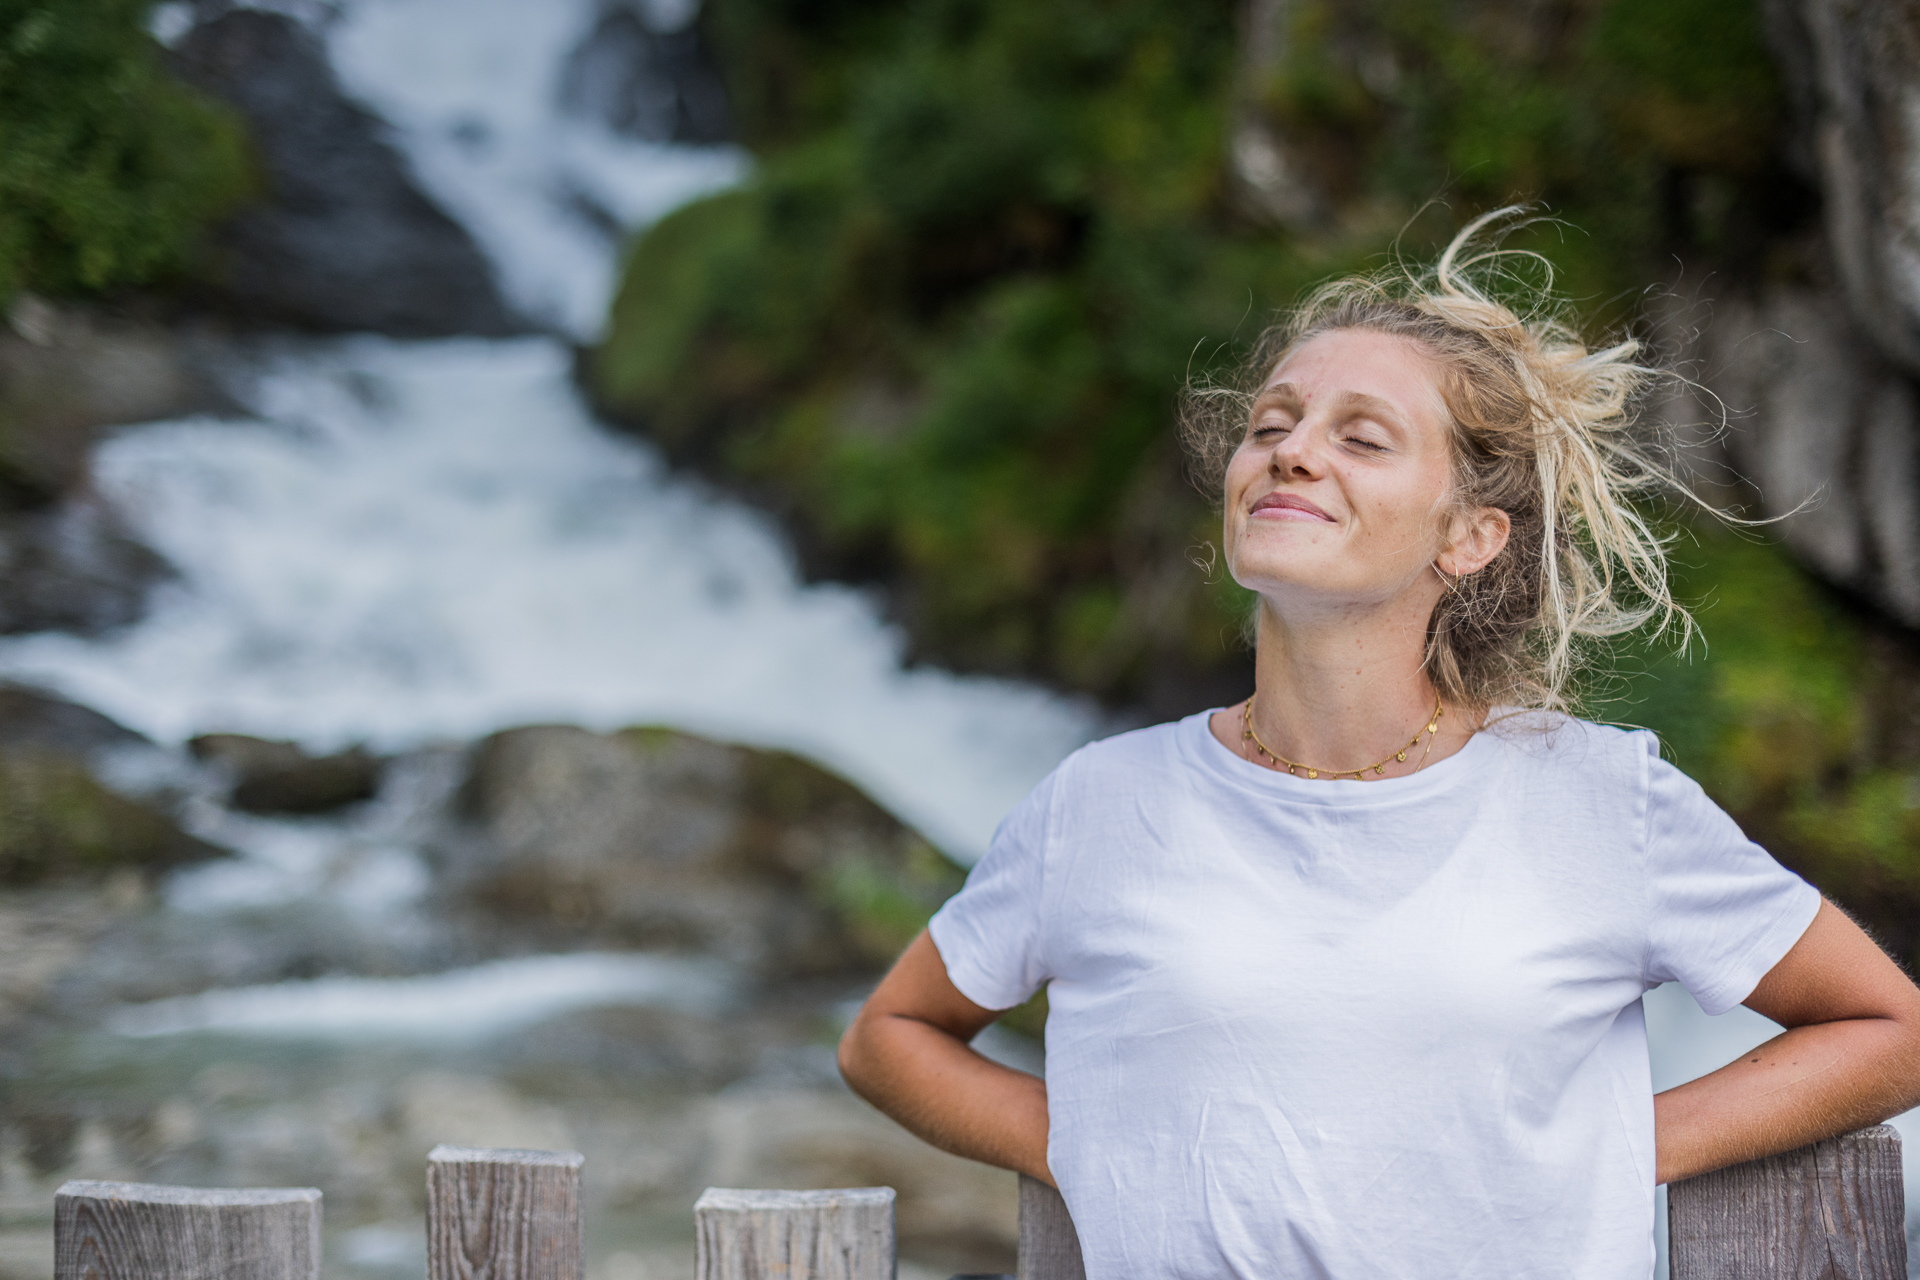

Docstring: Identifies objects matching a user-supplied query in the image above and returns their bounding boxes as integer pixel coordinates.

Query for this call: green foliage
[595,0,1796,704]
[0,0,251,303]
[1263,0,1790,306]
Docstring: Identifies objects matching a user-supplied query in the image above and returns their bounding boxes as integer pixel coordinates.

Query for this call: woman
[837,213,1920,1278]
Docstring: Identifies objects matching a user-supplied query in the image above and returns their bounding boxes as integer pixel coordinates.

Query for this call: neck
[1250,594,1439,767]
[1212,587,1483,780]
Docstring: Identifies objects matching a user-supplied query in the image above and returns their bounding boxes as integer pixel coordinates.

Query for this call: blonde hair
[1180,208,1695,715]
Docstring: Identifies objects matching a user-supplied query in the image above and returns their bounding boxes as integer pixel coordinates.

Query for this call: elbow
[837,1008,875,1100]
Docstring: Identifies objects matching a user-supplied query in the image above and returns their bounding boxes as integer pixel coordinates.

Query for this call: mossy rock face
[0,746,223,887]
[447,724,959,975]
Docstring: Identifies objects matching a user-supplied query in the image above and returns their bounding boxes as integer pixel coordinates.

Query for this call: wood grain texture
[428,1145,583,1280]
[1669,1125,1906,1279]
[55,1179,320,1280]
[1017,1176,1085,1280]
[694,1187,894,1280]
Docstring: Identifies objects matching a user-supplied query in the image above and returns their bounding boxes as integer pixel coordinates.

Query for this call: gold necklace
[1240,694,1444,780]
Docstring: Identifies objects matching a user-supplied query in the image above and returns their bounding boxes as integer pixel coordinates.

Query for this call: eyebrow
[1252,383,1414,434]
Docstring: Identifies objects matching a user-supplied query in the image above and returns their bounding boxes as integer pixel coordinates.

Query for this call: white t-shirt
[928,709,1819,1280]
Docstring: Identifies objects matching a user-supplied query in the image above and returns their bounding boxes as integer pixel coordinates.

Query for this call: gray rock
[0,497,172,636]
[0,746,224,888]
[1697,287,1920,625]
[1767,0,1920,376]
[187,732,383,814]
[444,725,960,976]
[0,299,220,635]
[560,5,732,146]
[1660,0,1920,628]
[170,11,523,337]
[0,683,147,754]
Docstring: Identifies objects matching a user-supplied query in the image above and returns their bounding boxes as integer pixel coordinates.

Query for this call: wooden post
[54,1180,320,1280]
[1669,1125,1906,1279]
[428,1145,583,1280]
[1017,1175,1085,1280]
[693,1187,894,1280]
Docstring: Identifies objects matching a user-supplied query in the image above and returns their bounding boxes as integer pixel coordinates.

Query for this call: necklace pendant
[1375,764,1385,774]
[1396,750,1407,761]
[1307,768,1318,779]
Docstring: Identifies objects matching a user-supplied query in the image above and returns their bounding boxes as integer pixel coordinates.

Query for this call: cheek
[1351,464,1451,551]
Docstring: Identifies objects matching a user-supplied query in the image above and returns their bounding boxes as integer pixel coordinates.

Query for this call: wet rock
[188,733,384,814]
[0,299,211,635]
[0,684,147,755]
[0,299,220,504]
[170,11,523,337]
[560,5,732,145]
[1697,285,1920,625]
[445,725,960,975]
[0,498,172,636]
[0,747,223,887]
[1767,0,1920,377]
[1661,1,1920,629]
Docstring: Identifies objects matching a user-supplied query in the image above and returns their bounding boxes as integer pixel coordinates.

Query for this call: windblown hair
[1181,207,1698,716]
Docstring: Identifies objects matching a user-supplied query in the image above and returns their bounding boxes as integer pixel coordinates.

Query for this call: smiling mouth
[1250,492,1335,522]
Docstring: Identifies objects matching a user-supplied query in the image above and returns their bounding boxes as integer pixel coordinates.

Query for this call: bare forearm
[1655,1017,1920,1184]
[840,1012,1051,1184]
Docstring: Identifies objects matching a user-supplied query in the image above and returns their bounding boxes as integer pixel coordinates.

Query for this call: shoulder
[1479,708,1656,771]
[1051,712,1202,785]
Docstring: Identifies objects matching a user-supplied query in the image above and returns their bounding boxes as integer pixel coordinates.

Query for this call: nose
[1267,420,1326,479]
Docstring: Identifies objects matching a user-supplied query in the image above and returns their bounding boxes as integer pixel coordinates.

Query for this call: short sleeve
[1643,736,1821,1015]
[927,766,1057,1011]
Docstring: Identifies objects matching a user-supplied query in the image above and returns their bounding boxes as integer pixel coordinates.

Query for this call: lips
[1250,491,1336,522]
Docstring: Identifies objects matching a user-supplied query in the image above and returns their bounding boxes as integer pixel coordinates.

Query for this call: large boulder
[1670,0,1920,628]
[0,299,211,635]
[169,11,522,337]
[0,748,221,888]
[1767,0,1920,376]
[0,685,220,888]
[442,725,960,976]
[1693,284,1920,623]
[188,733,383,815]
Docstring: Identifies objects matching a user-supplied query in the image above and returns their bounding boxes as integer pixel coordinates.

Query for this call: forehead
[1262,328,1450,431]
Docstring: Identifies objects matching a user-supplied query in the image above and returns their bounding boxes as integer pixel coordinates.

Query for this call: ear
[1438,505,1511,577]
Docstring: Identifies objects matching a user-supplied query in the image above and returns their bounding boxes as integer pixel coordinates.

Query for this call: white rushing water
[323,0,744,338]
[0,337,1096,861]
[107,953,735,1039]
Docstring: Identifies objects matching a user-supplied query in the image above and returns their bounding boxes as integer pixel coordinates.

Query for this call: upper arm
[855,929,1007,1042]
[1743,898,1920,1030]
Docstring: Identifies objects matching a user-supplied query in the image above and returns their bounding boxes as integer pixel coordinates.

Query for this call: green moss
[0,747,219,885]
[0,0,253,304]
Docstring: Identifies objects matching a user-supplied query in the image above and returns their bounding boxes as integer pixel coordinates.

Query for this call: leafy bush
[593,0,1802,709]
[0,0,251,303]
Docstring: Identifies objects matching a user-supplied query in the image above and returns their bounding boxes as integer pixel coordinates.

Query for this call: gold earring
[1435,564,1460,595]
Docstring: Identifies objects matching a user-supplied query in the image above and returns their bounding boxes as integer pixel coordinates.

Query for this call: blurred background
[0,0,1915,1276]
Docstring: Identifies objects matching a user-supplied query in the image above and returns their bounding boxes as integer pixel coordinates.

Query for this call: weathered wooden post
[1016,1174,1084,1280]
[694,1187,895,1280]
[1668,1125,1907,1279]
[54,1180,320,1280]
[428,1146,583,1280]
